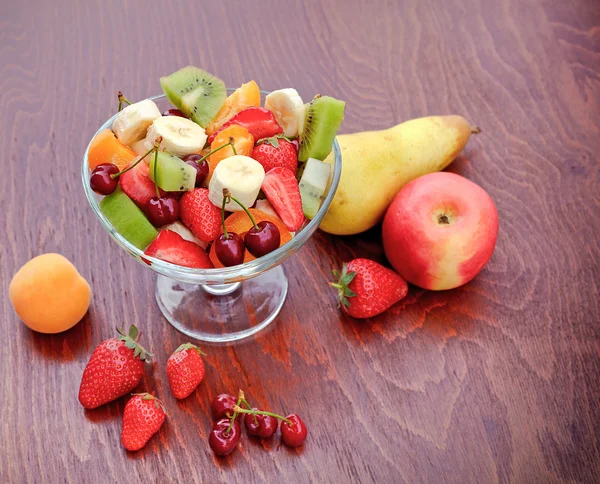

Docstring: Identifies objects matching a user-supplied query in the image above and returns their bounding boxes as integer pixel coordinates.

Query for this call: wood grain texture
[1,0,599,482]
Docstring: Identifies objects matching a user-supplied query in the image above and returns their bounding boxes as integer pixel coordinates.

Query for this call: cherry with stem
[232,405,308,447]
[146,139,180,227]
[209,390,244,456]
[214,188,245,267]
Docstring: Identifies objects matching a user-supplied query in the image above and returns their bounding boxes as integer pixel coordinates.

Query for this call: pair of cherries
[214,190,281,267]
[209,391,308,456]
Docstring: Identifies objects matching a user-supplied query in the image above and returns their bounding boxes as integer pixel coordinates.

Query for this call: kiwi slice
[299,157,331,219]
[298,95,345,162]
[100,187,158,250]
[160,66,226,128]
[149,151,196,192]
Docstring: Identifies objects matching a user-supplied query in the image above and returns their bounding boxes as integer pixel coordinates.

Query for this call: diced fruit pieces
[99,187,158,250]
[264,88,305,138]
[298,95,345,162]
[261,167,305,231]
[209,209,292,268]
[119,160,163,209]
[146,116,207,158]
[180,188,221,243]
[163,222,207,249]
[149,151,196,192]
[251,136,298,175]
[206,80,260,136]
[208,155,265,212]
[208,107,282,145]
[160,66,226,128]
[112,99,161,146]
[299,157,331,219]
[144,230,213,268]
[208,125,254,182]
[88,129,137,171]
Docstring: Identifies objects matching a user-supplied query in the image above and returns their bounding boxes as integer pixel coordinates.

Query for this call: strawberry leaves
[329,264,357,309]
[116,324,153,362]
[174,342,206,357]
[256,135,293,149]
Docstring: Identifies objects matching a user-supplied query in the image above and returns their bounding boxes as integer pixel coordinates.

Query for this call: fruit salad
[87,66,345,269]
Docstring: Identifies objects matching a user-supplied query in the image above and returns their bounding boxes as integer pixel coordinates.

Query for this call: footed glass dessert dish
[83,92,342,343]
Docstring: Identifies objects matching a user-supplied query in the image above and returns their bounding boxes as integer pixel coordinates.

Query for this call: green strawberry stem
[174,342,206,356]
[116,324,152,362]
[111,137,162,179]
[329,264,358,309]
[231,405,292,426]
[133,392,166,413]
[117,90,132,112]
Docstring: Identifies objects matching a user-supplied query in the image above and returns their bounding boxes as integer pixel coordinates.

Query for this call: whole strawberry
[166,342,206,400]
[251,136,298,175]
[121,393,166,451]
[180,188,221,243]
[78,325,151,409]
[330,259,408,318]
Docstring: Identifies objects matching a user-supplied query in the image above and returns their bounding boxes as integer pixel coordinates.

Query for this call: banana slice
[208,155,265,211]
[130,138,153,162]
[264,88,305,138]
[146,116,207,157]
[112,99,161,146]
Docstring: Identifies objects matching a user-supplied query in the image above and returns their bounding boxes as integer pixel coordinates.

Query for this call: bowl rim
[82,91,342,284]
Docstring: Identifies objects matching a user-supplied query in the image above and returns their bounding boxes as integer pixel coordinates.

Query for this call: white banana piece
[130,138,153,162]
[208,155,265,211]
[264,88,305,138]
[146,116,207,157]
[112,99,161,146]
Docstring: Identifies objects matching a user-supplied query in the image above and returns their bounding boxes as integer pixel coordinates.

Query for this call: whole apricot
[9,254,91,333]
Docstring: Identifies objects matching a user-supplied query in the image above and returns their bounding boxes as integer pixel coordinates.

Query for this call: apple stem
[471,126,481,134]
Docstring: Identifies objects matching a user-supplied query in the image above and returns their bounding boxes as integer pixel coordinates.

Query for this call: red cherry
[244,409,278,438]
[211,394,239,421]
[183,154,210,187]
[145,196,180,227]
[163,108,186,118]
[244,221,280,257]
[209,418,241,456]
[281,414,307,447]
[215,233,245,267]
[90,163,119,195]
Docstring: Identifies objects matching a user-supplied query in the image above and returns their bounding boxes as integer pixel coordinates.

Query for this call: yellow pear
[321,115,479,235]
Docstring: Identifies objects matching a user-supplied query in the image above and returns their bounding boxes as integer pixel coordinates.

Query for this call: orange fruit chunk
[209,209,292,268]
[88,129,138,171]
[9,254,91,334]
[208,125,254,182]
[206,80,260,136]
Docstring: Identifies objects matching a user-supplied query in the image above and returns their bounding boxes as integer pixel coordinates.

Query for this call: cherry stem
[228,195,258,230]
[229,138,237,155]
[111,138,162,179]
[195,139,238,165]
[231,405,292,426]
[239,395,256,424]
[153,146,160,198]
[117,90,132,112]
[221,190,229,239]
[225,394,243,437]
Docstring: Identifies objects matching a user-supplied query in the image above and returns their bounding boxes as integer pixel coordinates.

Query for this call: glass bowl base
[155,266,288,343]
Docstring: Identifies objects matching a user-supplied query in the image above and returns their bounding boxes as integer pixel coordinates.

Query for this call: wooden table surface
[2,0,599,482]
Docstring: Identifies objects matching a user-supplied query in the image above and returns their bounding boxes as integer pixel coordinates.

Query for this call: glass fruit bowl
[82,91,342,343]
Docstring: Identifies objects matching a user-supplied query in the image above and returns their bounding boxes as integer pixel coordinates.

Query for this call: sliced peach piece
[88,129,138,171]
[206,80,260,136]
[207,125,254,183]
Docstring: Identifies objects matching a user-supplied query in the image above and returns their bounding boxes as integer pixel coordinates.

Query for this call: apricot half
[9,254,91,333]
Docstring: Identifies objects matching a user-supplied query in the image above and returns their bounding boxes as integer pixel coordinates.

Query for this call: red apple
[382,172,498,290]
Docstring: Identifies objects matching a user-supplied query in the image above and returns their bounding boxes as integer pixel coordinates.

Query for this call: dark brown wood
[1,0,599,482]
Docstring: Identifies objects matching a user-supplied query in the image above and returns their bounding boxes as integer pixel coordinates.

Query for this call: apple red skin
[382,172,498,290]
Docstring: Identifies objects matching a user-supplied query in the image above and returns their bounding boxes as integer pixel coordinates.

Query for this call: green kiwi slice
[160,66,226,127]
[99,187,158,250]
[298,95,345,162]
[149,151,196,192]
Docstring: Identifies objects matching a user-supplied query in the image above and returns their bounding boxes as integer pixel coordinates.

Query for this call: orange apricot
[209,209,292,268]
[88,129,138,171]
[9,254,91,334]
[206,80,260,136]
[208,125,254,182]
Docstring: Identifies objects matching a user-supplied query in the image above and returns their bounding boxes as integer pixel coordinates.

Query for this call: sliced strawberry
[261,167,305,232]
[180,188,221,243]
[120,161,163,209]
[144,230,213,268]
